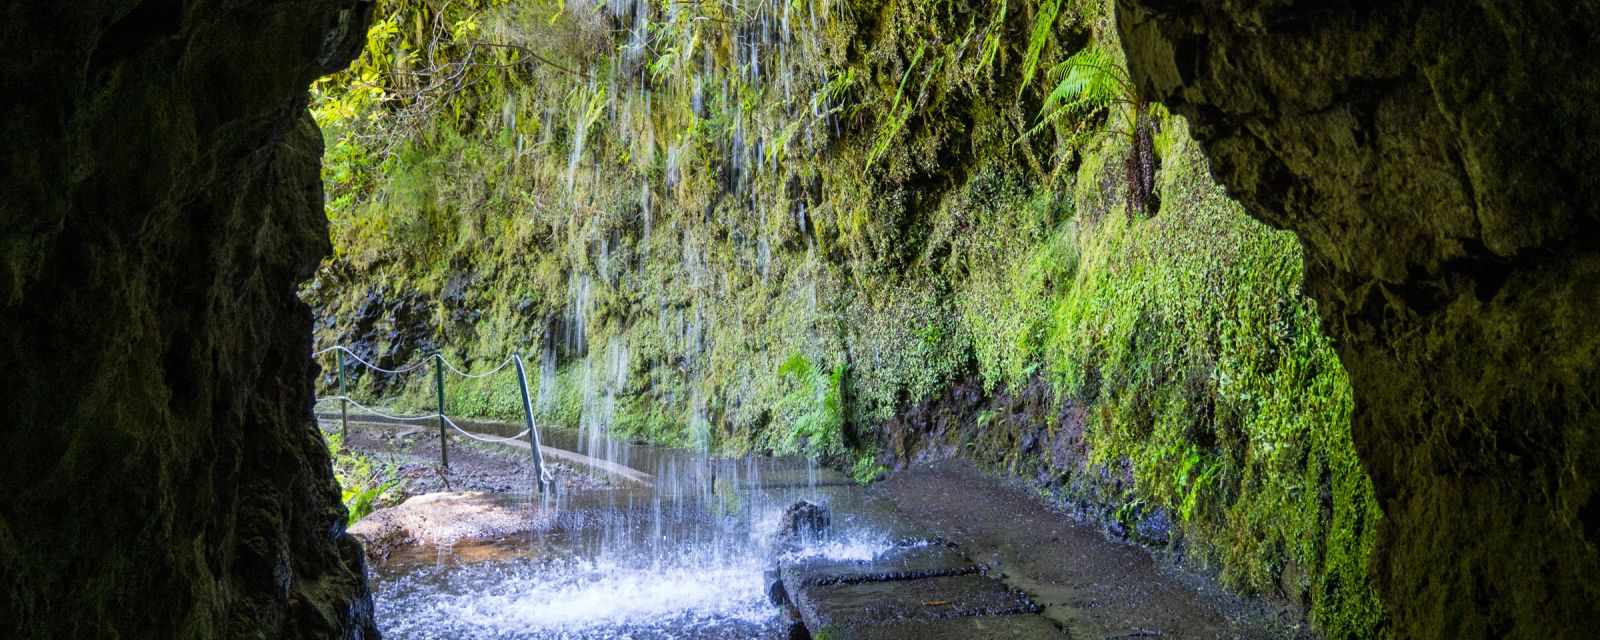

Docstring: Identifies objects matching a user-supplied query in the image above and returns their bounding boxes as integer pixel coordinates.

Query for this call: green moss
[1043,119,1382,635]
[306,1,1384,635]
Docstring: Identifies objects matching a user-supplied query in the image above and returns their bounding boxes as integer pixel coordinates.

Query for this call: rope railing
[314,395,535,442]
[312,345,432,375]
[313,345,553,493]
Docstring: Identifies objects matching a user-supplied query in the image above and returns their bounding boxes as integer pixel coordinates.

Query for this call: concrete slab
[792,573,1042,631]
[817,614,1067,640]
[781,541,978,588]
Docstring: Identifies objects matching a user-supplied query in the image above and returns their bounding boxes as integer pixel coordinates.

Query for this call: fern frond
[1015,45,1134,145]
[1020,0,1063,91]
[977,0,1007,74]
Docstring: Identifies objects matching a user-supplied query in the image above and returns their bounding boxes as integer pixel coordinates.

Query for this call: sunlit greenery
[307,0,1383,635]
[326,431,405,527]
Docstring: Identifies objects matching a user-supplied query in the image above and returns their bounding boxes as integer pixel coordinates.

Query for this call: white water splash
[379,558,776,639]
[781,537,915,564]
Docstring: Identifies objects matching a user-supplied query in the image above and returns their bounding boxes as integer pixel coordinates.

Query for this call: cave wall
[0,1,377,637]
[1115,1,1600,637]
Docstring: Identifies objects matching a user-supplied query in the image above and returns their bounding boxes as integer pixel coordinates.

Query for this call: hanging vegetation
[305,1,1383,635]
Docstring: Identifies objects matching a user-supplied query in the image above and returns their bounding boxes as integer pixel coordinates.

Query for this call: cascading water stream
[369,423,893,640]
[371,254,888,637]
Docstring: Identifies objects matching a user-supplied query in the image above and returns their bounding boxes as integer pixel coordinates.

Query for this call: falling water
[640,181,653,253]
[370,426,891,639]
[363,5,906,637]
[565,273,591,356]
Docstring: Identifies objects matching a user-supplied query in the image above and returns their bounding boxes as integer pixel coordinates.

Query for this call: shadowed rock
[776,500,833,551]
[1,1,376,636]
[1117,0,1600,636]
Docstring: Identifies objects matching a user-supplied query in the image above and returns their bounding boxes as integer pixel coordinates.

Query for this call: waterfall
[565,273,591,357]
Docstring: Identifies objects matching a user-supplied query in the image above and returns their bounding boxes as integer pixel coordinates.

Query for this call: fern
[867,42,926,167]
[327,430,404,527]
[775,353,848,459]
[1020,0,1063,92]
[976,0,1008,74]
[1016,45,1134,143]
[778,352,814,381]
[812,69,857,118]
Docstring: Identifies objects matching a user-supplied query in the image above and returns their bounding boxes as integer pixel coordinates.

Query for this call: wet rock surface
[774,500,833,551]
[826,615,1068,640]
[867,460,1310,639]
[760,491,1061,638]
[795,574,1044,631]
[780,541,978,588]
[349,491,536,557]
[1117,0,1600,635]
[775,538,1055,639]
[874,375,1144,541]
[1,1,376,637]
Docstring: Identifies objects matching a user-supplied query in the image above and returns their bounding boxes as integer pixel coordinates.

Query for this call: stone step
[775,540,1062,638]
[817,614,1068,640]
[781,541,978,587]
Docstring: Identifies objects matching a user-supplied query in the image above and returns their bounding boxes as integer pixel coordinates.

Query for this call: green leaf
[1020,0,1062,92]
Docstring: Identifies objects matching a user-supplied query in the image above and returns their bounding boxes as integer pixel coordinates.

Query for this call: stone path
[775,540,1064,638]
[774,459,1314,639]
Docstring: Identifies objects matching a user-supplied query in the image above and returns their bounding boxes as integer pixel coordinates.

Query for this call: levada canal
[364,426,889,639]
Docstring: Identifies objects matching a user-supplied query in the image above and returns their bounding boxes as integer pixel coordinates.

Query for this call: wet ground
[330,417,612,497]
[867,461,1313,638]
[332,416,1312,639]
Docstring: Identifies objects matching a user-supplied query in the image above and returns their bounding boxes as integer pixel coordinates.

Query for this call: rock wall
[0,1,376,637]
[1116,1,1600,636]
[875,377,1132,531]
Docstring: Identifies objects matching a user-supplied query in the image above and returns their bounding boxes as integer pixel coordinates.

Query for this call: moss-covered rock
[306,1,1383,636]
[0,1,377,637]
[1117,1,1600,637]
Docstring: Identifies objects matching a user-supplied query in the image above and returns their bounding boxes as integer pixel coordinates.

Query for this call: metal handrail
[313,346,553,493]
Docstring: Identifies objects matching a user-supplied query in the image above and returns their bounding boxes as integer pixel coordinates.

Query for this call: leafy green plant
[1021,46,1132,140]
[774,353,848,459]
[867,42,929,168]
[1019,0,1063,92]
[1018,44,1159,216]
[850,454,888,485]
[326,431,404,527]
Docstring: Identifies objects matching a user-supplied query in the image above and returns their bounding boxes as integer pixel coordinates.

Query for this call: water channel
[368,426,886,639]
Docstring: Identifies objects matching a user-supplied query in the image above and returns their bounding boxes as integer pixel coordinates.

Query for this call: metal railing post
[336,349,349,441]
[435,353,449,470]
[511,354,548,494]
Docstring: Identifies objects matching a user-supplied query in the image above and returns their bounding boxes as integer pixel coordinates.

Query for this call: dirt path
[869,460,1313,639]
[324,418,610,496]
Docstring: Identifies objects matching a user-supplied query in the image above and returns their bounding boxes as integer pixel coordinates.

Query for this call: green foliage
[1018,45,1132,143]
[868,42,936,168]
[976,1,1008,75]
[1042,119,1383,636]
[850,453,888,485]
[773,353,848,459]
[1020,0,1064,92]
[306,2,1384,635]
[326,431,404,527]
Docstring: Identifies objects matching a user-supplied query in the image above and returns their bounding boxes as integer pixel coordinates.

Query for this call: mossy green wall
[308,0,1381,634]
